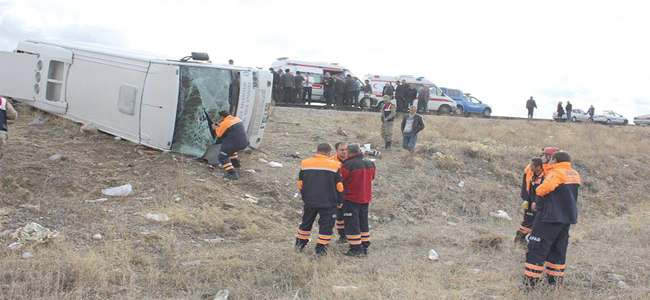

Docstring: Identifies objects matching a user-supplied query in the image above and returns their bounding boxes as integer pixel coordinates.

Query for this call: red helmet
[542,147,560,155]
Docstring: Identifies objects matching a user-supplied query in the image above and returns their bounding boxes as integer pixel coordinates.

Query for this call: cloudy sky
[1,0,649,119]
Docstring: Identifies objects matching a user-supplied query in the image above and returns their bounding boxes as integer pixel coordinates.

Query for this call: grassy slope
[1,105,649,299]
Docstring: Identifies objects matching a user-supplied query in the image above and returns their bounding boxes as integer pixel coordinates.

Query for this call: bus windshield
[171,65,234,157]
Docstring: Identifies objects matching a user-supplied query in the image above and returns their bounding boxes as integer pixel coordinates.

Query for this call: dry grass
[1,105,649,299]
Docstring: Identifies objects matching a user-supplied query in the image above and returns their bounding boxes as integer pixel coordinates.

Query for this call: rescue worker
[524,151,581,287]
[330,142,349,241]
[295,143,344,256]
[211,111,249,180]
[380,95,397,151]
[341,144,376,256]
[1,96,18,159]
[514,157,545,245]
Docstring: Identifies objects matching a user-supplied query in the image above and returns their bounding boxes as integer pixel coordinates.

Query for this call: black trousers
[344,91,355,106]
[335,93,344,106]
[527,108,534,118]
[283,87,294,103]
[218,144,243,174]
[295,88,303,103]
[343,200,370,250]
[518,208,535,236]
[417,98,427,113]
[296,205,336,246]
[336,207,345,237]
[396,97,405,112]
[354,91,361,106]
[525,218,570,282]
[303,87,313,103]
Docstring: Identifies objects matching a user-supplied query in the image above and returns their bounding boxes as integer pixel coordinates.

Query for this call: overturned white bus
[0,40,272,157]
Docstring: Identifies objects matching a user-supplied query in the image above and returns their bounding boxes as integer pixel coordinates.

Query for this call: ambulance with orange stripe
[363,74,457,114]
[270,58,358,102]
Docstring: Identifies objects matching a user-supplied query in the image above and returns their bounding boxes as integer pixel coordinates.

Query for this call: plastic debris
[144,213,170,222]
[428,249,440,261]
[447,221,458,226]
[268,161,283,168]
[458,181,465,188]
[22,252,33,259]
[258,158,269,164]
[101,184,133,197]
[49,153,63,161]
[93,234,103,240]
[114,136,122,141]
[85,198,108,203]
[213,289,229,300]
[204,237,225,243]
[28,116,50,126]
[242,194,259,204]
[7,242,24,251]
[489,210,512,221]
[181,260,201,266]
[467,269,481,274]
[245,169,256,173]
[293,192,300,199]
[10,222,59,244]
[80,123,99,134]
[332,286,358,292]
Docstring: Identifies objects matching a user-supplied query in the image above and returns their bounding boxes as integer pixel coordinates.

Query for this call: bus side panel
[246,71,272,148]
[140,64,179,150]
[64,56,147,144]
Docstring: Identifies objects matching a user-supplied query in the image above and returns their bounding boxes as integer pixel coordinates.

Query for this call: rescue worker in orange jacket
[329,142,349,242]
[524,151,581,287]
[296,143,344,256]
[211,111,249,180]
[515,147,558,244]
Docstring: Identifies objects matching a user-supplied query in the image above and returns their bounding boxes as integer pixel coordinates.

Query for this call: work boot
[514,232,527,246]
[547,275,563,286]
[295,238,308,252]
[362,242,370,256]
[343,247,364,257]
[224,172,239,180]
[336,231,347,244]
[386,141,392,151]
[315,244,328,257]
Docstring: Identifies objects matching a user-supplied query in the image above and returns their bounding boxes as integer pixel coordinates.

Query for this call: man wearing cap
[380,96,397,151]
[401,105,425,154]
[515,147,559,244]
[524,151,581,287]
[0,96,18,159]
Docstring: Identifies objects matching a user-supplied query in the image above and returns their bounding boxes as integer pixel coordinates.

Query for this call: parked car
[633,114,650,125]
[593,111,629,125]
[440,88,492,117]
[552,109,591,122]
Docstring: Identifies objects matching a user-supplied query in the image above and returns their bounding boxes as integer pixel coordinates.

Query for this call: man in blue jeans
[401,105,425,154]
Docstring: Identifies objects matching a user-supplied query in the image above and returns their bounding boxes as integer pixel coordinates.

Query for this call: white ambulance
[363,74,456,114]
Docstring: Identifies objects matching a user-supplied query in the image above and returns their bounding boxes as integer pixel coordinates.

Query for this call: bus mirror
[191,52,210,61]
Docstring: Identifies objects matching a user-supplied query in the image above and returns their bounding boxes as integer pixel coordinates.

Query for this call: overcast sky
[1,0,649,119]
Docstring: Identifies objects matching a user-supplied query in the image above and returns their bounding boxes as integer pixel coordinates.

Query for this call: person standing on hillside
[417,85,430,114]
[294,71,305,104]
[341,144,376,256]
[303,73,313,105]
[526,96,537,120]
[212,111,249,180]
[0,96,18,159]
[380,96,397,151]
[295,143,344,256]
[401,105,425,154]
[281,69,295,104]
[556,102,564,122]
[587,105,595,121]
[524,151,581,287]
[565,101,573,121]
[514,157,545,245]
[407,84,418,108]
[335,75,345,107]
[330,142,349,242]
[323,72,336,107]
[344,75,355,107]
[395,79,408,112]
[382,82,394,99]
[269,68,280,103]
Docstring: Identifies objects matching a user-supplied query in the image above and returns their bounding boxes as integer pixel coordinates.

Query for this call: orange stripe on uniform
[525,263,544,271]
[545,262,565,269]
[545,270,565,276]
[525,271,543,278]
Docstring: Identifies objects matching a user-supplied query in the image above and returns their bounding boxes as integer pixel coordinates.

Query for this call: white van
[270,58,358,102]
[363,74,456,114]
[0,39,272,157]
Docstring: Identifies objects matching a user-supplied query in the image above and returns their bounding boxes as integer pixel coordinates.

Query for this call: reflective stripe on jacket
[215,115,249,151]
[535,162,581,224]
[299,154,344,208]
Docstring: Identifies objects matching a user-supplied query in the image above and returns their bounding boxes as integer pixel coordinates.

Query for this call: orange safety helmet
[542,147,560,155]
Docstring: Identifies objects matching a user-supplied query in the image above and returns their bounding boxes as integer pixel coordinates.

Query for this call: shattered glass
[171,66,234,157]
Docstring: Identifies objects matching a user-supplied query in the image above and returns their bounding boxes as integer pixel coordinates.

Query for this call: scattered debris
[606,176,614,182]
[332,286,358,292]
[282,153,301,158]
[136,212,170,222]
[293,192,300,199]
[80,123,99,134]
[114,136,122,141]
[258,158,269,164]
[222,203,236,210]
[369,215,380,221]
[181,260,201,266]
[428,249,440,261]
[268,161,283,168]
[435,152,444,158]
[467,269,481,274]
[19,204,40,211]
[195,178,206,182]
[489,210,512,221]
[28,116,50,126]
[447,221,457,226]
[608,274,626,281]
[93,233,103,240]
[22,252,33,259]
[314,135,322,140]
[245,169,256,173]
[336,127,348,137]
[213,289,229,300]
[618,281,628,288]
[49,153,63,161]
[101,184,133,197]
[10,222,60,244]
[242,194,259,204]
[458,181,465,188]
[471,234,504,250]
[204,237,225,243]
[7,242,24,251]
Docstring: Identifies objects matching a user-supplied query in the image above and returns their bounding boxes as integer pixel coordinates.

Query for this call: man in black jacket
[401,105,425,154]
[344,75,355,106]
[212,111,250,180]
[281,69,295,104]
[294,71,305,104]
[395,79,408,112]
[296,143,344,256]
[323,72,336,107]
[417,85,430,113]
[407,84,418,108]
[270,68,280,102]
[526,96,537,120]
[382,83,394,99]
[335,75,345,107]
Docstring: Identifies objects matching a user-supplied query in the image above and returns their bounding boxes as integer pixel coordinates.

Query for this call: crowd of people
[269,68,431,113]
[526,96,596,122]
